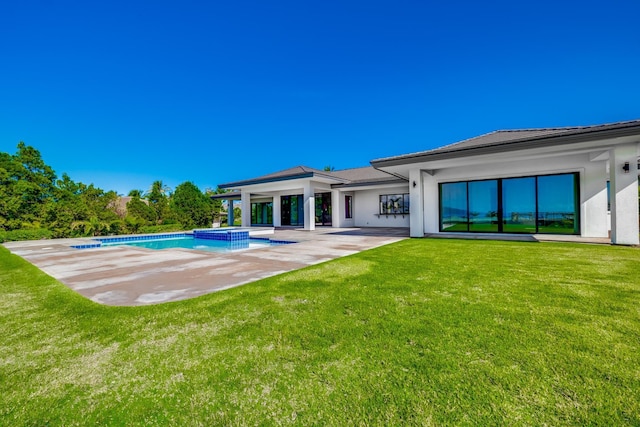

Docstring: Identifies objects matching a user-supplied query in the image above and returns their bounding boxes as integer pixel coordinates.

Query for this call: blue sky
[2,0,639,195]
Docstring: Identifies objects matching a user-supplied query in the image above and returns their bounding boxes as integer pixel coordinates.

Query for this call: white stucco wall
[353,186,410,228]
[333,191,356,228]
[415,152,610,237]
[609,143,640,244]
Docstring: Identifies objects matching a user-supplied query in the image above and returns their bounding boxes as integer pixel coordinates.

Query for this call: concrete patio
[3,228,408,306]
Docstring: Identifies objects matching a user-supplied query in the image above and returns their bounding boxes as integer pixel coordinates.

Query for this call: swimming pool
[103,236,284,253]
[72,231,294,253]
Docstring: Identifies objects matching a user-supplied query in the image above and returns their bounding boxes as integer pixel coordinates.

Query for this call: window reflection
[251,202,273,225]
[537,174,578,234]
[502,177,536,233]
[439,173,579,235]
[379,194,410,215]
[440,182,468,231]
[469,180,498,232]
[345,195,353,219]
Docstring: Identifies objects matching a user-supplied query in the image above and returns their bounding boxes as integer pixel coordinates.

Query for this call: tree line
[0,142,225,242]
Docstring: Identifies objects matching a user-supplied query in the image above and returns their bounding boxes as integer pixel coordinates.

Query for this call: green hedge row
[0,228,53,243]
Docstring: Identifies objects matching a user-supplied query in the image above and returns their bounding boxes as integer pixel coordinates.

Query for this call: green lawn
[1,239,639,425]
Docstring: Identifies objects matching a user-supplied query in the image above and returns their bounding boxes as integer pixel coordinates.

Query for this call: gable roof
[371,119,640,167]
[218,165,405,189]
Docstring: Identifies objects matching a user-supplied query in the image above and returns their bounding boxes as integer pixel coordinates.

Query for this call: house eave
[219,170,352,189]
[371,122,640,168]
[331,178,408,189]
[218,172,317,189]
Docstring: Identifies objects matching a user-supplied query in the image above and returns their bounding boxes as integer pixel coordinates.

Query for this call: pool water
[100,236,283,253]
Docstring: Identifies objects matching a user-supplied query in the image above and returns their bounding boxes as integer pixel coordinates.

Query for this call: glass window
[440,182,468,232]
[537,174,578,234]
[345,195,353,219]
[468,180,498,232]
[315,193,332,226]
[288,195,303,226]
[439,173,579,235]
[502,177,536,233]
[290,196,299,226]
[280,195,304,226]
[251,202,273,226]
[379,194,409,215]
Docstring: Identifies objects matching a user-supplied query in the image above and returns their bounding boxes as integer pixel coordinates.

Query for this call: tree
[1,143,57,229]
[171,182,214,228]
[44,174,120,237]
[205,186,226,216]
[0,142,155,239]
[46,174,89,237]
[233,206,242,226]
[126,194,156,224]
[146,180,171,224]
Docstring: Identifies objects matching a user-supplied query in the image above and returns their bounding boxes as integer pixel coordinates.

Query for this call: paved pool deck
[3,228,409,306]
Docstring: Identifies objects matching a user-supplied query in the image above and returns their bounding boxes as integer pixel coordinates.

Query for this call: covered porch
[216,167,352,231]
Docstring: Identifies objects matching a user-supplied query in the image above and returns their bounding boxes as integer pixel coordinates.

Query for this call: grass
[1,239,639,426]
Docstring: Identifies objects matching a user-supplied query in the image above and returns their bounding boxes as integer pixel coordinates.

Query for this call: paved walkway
[3,228,408,306]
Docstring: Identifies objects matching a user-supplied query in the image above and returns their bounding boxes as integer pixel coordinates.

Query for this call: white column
[581,162,609,237]
[409,168,424,237]
[423,171,439,234]
[303,182,315,231]
[610,144,639,245]
[272,195,281,227]
[227,200,234,227]
[331,189,340,227]
[241,191,251,228]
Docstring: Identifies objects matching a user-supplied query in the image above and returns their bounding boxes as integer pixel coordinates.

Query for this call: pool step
[193,229,249,241]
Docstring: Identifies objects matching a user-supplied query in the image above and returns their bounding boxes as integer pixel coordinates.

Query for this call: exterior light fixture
[622,162,630,173]
[413,181,417,188]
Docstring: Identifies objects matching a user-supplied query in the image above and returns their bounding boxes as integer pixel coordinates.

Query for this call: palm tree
[147,181,172,224]
[147,180,171,199]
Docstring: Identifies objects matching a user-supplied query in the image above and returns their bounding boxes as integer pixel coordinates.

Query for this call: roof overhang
[331,178,408,190]
[219,171,350,190]
[210,193,241,200]
[219,172,314,189]
[371,121,640,168]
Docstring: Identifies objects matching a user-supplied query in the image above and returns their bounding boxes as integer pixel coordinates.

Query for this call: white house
[218,119,640,245]
[218,166,411,230]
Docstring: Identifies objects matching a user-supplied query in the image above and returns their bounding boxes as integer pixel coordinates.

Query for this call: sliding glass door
[439,173,579,234]
[440,182,467,232]
[502,177,536,233]
[315,193,332,226]
[251,202,273,226]
[281,195,304,226]
[537,174,579,234]
[469,180,498,232]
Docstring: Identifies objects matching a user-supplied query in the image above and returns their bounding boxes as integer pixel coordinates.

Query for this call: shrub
[0,228,53,242]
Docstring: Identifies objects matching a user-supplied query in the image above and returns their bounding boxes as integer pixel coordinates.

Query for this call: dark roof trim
[219,172,315,189]
[371,120,640,168]
[331,178,408,189]
[370,167,411,181]
[210,193,241,200]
